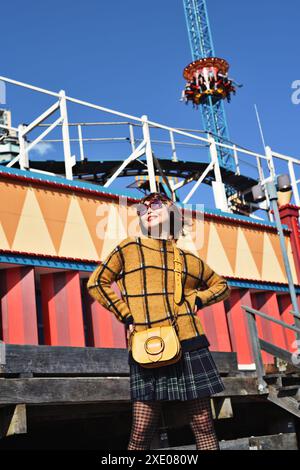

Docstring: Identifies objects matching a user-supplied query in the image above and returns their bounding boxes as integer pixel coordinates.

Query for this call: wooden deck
[0,344,262,404]
[0,344,299,449]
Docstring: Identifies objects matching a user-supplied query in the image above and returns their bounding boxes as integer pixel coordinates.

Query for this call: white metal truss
[0,75,300,220]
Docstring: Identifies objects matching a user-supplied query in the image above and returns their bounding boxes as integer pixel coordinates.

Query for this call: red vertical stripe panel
[0,267,38,344]
[276,293,298,353]
[40,271,85,346]
[251,292,287,364]
[198,301,232,352]
[82,279,126,348]
[226,289,254,367]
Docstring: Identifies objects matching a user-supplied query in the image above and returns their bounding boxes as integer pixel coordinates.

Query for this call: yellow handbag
[128,240,183,368]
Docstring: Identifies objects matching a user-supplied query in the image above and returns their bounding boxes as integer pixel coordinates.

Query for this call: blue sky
[1,0,300,208]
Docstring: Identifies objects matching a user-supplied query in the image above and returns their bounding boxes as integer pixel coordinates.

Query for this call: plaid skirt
[129,347,225,402]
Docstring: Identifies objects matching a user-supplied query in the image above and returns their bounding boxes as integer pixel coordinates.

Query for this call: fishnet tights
[127,397,220,450]
[186,397,220,450]
[127,401,162,450]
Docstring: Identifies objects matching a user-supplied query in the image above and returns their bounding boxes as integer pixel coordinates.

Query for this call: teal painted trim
[227,279,300,294]
[0,253,94,272]
[0,252,299,294]
[0,165,138,199]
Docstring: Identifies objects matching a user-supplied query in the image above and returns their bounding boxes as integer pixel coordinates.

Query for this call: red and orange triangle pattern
[0,181,297,284]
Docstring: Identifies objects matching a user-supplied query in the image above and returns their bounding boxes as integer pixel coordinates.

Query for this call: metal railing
[241,304,300,393]
[0,75,300,217]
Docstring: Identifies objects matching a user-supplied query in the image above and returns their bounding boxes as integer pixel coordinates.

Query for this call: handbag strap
[171,239,183,330]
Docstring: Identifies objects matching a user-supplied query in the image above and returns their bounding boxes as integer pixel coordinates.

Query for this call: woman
[87,192,231,450]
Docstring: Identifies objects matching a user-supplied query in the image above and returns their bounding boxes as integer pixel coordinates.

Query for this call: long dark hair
[137,192,186,240]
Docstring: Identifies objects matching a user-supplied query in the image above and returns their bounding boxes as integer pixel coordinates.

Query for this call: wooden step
[0,375,264,406]
[151,432,298,450]
[264,373,300,387]
[279,385,300,392]
[267,385,300,417]
[0,344,239,376]
[278,385,300,401]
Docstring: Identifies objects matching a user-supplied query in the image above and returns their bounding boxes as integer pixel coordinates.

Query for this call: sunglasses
[136,199,165,217]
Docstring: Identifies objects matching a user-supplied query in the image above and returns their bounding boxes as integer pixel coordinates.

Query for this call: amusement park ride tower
[182,0,242,198]
[0,1,264,217]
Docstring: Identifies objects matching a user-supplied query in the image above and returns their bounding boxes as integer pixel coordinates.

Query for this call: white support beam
[78,125,85,161]
[173,175,196,190]
[22,100,60,136]
[129,124,136,152]
[272,150,300,165]
[233,144,240,176]
[142,115,157,193]
[7,115,63,170]
[59,90,76,180]
[209,136,230,212]
[183,160,215,203]
[103,139,146,187]
[0,123,19,133]
[24,116,63,155]
[169,130,177,162]
[18,124,29,170]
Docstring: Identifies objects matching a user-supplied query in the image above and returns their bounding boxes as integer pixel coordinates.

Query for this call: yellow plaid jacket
[87,235,231,360]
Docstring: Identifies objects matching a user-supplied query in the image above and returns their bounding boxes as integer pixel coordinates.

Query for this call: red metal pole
[278,204,300,284]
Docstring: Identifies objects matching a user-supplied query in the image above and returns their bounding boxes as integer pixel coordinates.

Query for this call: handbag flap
[131,326,181,364]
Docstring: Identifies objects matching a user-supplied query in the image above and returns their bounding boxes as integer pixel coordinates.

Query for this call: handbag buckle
[145,336,165,355]
[174,259,182,273]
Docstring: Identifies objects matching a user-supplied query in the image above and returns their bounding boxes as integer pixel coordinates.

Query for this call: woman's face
[140,199,171,233]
